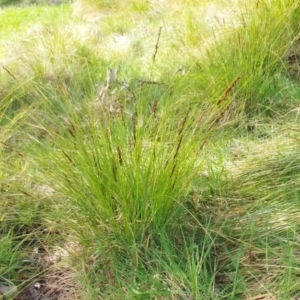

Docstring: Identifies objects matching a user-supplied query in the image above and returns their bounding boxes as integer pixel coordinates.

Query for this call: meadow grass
[0,0,300,298]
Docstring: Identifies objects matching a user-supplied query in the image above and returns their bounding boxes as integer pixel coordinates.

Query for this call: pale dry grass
[15,242,85,300]
[0,0,260,85]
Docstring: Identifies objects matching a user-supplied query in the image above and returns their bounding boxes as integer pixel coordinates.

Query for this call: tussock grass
[194,0,300,117]
[29,70,224,251]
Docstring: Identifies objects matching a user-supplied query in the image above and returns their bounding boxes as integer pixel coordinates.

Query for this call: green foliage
[30,79,214,248]
[73,0,150,12]
[0,233,22,280]
[1,0,300,298]
[200,0,300,116]
[0,5,70,37]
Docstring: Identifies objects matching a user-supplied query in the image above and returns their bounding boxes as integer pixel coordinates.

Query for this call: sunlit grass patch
[0,4,71,37]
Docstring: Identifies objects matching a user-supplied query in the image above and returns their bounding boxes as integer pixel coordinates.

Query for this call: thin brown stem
[1,65,18,81]
[170,112,189,179]
[152,26,162,63]
[216,74,243,106]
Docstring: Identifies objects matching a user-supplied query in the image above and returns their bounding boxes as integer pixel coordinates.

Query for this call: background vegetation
[0,0,300,299]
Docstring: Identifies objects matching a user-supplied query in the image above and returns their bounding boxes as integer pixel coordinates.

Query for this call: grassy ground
[0,0,300,299]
